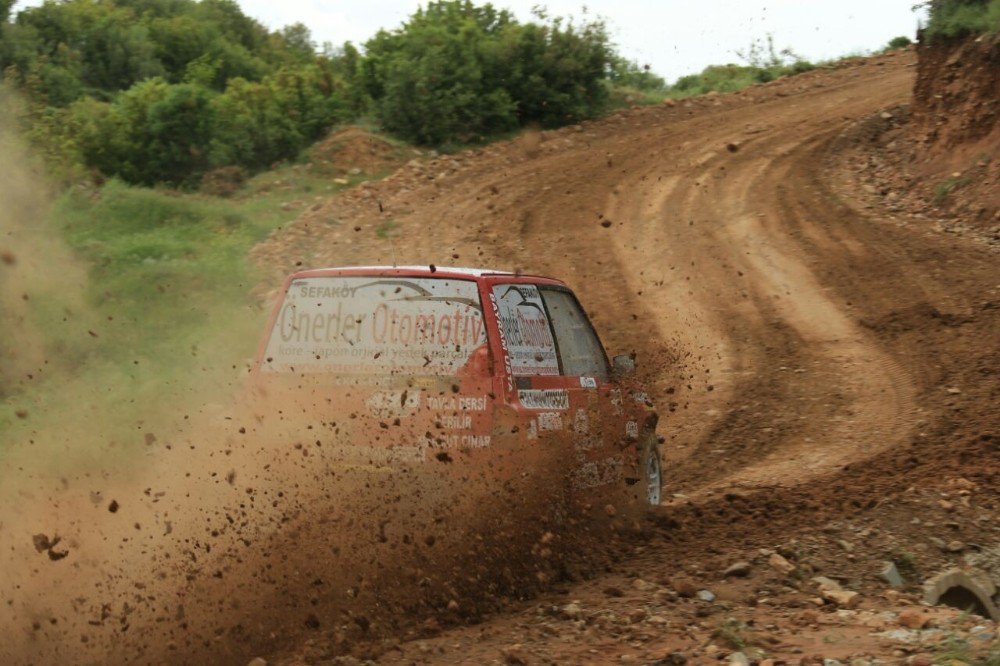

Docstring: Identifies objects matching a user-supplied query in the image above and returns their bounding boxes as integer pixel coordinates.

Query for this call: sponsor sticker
[537,412,564,432]
[518,389,570,410]
[365,390,421,418]
[610,388,624,415]
[427,395,488,411]
[491,284,559,376]
[264,277,486,376]
[571,455,626,489]
[579,376,597,389]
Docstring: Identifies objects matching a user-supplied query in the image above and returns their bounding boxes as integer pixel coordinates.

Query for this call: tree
[279,23,315,62]
[609,56,666,92]
[76,78,215,184]
[362,0,613,145]
[2,0,15,23]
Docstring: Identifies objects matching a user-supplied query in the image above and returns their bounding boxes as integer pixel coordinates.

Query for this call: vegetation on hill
[925,0,1000,38]
[663,36,815,99]
[1,0,839,187]
[1,0,360,184]
[360,3,613,145]
[0,0,634,184]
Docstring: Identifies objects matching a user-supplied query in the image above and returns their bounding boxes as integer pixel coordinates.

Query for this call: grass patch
[935,633,1000,665]
[934,175,972,203]
[713,619,750,651]
[375,219,399,239]
[0,147,393,469]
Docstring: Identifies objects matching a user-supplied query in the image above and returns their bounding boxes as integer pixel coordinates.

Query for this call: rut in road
[601,99,919,496]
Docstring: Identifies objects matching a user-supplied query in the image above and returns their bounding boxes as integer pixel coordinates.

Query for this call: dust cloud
[0,90,91,400]
[0,372,628,664]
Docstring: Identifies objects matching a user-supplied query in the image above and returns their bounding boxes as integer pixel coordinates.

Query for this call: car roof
[288,265,566,284]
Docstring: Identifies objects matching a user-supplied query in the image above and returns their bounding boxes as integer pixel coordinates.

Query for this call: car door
[486,280,629,492]
[534,286,633,492]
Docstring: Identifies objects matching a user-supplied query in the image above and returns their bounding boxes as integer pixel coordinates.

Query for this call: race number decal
[491,284,559,376]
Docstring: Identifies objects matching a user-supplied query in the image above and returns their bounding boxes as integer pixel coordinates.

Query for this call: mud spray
[1,377,629,664]
[0,111,636,664]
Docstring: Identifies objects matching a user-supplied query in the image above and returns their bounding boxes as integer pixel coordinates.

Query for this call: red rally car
[252,266,662,507]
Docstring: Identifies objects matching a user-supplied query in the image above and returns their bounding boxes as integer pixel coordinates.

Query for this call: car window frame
[536,285,612,382]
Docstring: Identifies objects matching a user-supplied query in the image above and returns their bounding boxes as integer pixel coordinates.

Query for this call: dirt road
[253,47,1000,664]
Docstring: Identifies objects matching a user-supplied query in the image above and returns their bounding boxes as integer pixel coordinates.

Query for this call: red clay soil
[309,127,411,176]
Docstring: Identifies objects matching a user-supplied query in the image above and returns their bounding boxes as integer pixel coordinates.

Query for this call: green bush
[209,64,350,170]
[666,36,816,99]
[72,78,216,185]
[926,0,1000,38]
[362,1,612,145]
[1,0,353,184]
[608,56,667,93]
[886,35,913,50]
[2,0,644,181]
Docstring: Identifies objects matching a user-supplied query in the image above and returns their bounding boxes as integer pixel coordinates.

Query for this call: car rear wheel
[642,438,662,506]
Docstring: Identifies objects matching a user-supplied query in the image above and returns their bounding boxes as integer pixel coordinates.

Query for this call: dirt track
[252,47,999,664]
[6,47,993,666]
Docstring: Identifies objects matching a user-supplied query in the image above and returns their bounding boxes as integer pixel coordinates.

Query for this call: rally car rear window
[261,276,486,376]
[490,283,560,376]
[491,283,609,381]
[539,288,610,381]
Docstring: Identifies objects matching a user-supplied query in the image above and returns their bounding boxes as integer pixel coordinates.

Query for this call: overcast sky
[13,1,927,82]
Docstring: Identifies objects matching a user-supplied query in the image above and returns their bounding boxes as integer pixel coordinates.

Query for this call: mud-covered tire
[618,434,662,515]
[639,435,662,507]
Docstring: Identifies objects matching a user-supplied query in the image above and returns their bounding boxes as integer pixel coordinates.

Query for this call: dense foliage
[1,0,625,184]
[1,0,357,185]
[1,0,837,187]
[925,0,1000,38]
[360,2,613,144]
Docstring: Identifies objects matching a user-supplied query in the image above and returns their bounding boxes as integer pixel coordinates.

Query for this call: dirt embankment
[857,35,998,242]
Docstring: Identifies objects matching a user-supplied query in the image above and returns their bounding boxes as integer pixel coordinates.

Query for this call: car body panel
[250,266,655,492]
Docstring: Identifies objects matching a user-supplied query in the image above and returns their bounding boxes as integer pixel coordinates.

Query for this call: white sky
[12,1,927,82]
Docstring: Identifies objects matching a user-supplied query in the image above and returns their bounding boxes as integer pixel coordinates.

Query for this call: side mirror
[612,354,635,377]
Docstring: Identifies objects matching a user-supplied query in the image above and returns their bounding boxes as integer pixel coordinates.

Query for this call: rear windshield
[260,276,486,376]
